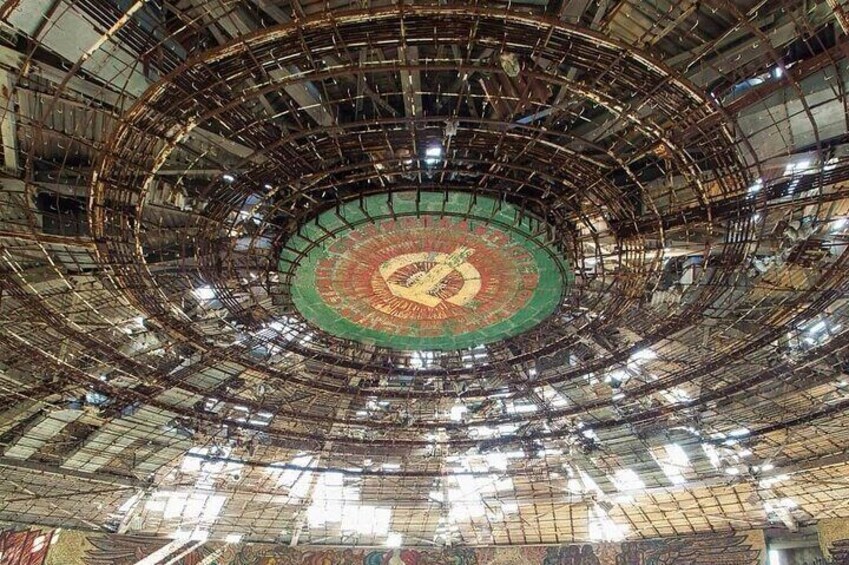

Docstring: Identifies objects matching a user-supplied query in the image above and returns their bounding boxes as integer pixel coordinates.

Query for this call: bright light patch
[410,350,435,369]
[181,447,208,473]
[629,348,657,362]
[154,491,226,523]
[424,146,442,165]
[612,468,645,492]
[760,474,789,489]
[269,455,314,499]
[654,444,690,485]
[507,401,537,414]
[702,443,722,468]
[661,387,692,404]
[537,385,570,407]
[385,532,403,548]
[501,502,519,514]
[579,469,603,496]
[784,160,811,176]
[449,404,468,421]
[306,471,393,537]
[193,286,215,301]
[118,492,142,514]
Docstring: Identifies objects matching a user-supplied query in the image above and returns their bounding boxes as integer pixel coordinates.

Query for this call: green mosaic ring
[280,192,572,351]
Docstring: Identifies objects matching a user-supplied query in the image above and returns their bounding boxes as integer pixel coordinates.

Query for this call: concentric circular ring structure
[4,0,849,551]
[284,192,572,350]
[91,5,752,376]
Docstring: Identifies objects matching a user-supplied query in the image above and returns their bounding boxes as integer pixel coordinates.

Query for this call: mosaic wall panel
[0,528,53,565]
[821,519,849,561]
[223,534,761,565]
[34,530,764,565]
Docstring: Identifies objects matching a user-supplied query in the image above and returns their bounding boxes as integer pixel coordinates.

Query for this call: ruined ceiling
[0,0,849,548]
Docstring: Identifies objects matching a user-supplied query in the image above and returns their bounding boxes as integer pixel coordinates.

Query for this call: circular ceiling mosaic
[281,192,572,350]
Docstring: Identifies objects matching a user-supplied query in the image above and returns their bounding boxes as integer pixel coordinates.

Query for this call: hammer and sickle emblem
[379,247,481,308]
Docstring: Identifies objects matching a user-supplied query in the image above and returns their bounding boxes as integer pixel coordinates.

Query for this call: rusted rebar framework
[0,0,848,547]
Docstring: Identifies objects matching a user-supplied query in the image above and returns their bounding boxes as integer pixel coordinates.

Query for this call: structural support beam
[0,69,18,175]
[400,46,423,119]
[0,455,142,487]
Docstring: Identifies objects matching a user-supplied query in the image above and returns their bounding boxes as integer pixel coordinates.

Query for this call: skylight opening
[728,427,751,438]
[117,492,142,514]
[340,505,392,536]
[578,469,603,496]
[306,471,393,537]
[653,444,691,486]
[784,160,812,176]
[702,443,722,468]
[153,491,226,524]
[410,350,436,369]
[424,145,443,165]
[501,502,519,514]
[507,401,537,414]
[180,447,208,473]
[537,385,570,407]
[604,369,629,387]
[269,455,315,499]
[567,477,583,494]
[461,345,488,367]
[581,428,599,441]
[497,423,520,436]
[298,332,313,345]
[486,451,521,472]
[193,286,215,301]
[763,498,797,514]
[760,474,789,488]
[629,348,657,363]
[449,403,468,422]
[262,318,298,342]
[661,387,692,404]
[612,468,645,492]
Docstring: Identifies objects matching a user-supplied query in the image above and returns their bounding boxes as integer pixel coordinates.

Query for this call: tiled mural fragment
[0,527,773,565]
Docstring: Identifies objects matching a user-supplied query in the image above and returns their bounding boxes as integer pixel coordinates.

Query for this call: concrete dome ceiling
[1,0,849,548]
